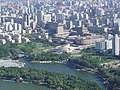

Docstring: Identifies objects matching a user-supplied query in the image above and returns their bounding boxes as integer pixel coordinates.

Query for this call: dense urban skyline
[0,0,119,90]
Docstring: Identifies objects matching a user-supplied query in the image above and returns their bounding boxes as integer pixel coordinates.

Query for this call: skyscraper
[108,0,115,7]
[23,13,30,27]
[112,34,119,56]
[37,11,44,24]
[27,0,30,7]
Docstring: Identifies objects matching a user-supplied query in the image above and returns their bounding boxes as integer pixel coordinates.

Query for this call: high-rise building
[56,14,64,23]
[56,24,64,34]
[105,40,112,50]
[0,17,5,24]
[109,0,115,7]
[37,11,44,24]
[30,21,36,29]
[23,13,30,28]
[43,14,52,23]
[96,41,105,51]
[27,0,30,7]
[112,34,119,56]
[65,21,73,29]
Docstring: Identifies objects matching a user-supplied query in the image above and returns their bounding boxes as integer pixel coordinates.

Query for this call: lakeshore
[30,60,67,64]
[0,67,102,90]
[30,59,99,74]
[26,57,106,89]
[0,59,25,68]
[0,57,106,90]
[0,79,50,90]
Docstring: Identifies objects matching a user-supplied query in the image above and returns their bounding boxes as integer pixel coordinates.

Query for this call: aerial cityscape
[0,0,120,90]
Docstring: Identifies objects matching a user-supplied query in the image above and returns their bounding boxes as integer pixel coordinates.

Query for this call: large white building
[112,34,119,56]
[96,39,112,51]
[105,40,112,50]
[96,41,105,51]
[43,14,52,23]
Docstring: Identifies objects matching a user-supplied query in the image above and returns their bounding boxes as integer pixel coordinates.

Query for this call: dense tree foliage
[0,42,69,61]
[0,67,102,90]
[0,42,53,59]
[68,54,109,69]
[98,67,120,89]
[0,42,119,90]
[68,53,120,89]
[29,51,70,61]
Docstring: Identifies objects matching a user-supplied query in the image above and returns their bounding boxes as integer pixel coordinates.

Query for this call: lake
[0,59,105,90]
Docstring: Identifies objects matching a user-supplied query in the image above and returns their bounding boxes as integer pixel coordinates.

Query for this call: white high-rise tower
[112,34,119,56]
